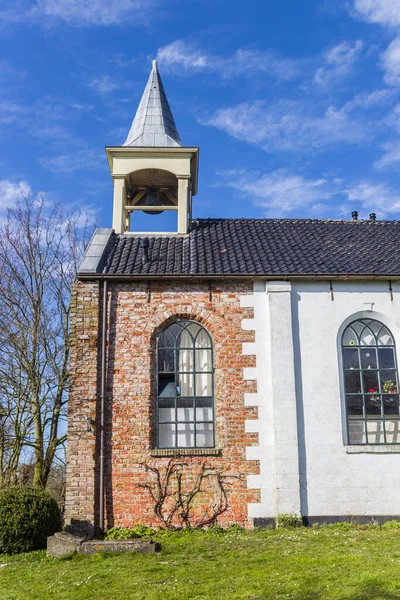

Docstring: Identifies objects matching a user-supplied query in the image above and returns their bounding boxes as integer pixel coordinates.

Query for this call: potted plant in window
[383,380,398,393]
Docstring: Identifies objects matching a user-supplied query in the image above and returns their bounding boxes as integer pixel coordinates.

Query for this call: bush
[276,513,303,528]
[382,520,400,529]
[104,524,156,540]
[0,487,62,555]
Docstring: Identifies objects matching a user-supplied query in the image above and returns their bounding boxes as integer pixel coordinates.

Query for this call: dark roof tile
[99,218,400,277]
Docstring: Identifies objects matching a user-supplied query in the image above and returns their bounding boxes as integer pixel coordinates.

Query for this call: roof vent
[140,238,150,264]
[369,213,377,222]
[351,211,358,221]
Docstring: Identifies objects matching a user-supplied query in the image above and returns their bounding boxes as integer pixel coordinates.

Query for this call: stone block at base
[47,532,85,558]
[47,532,160,558]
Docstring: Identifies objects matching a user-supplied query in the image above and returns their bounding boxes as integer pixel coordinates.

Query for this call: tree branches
[137,459,242,530]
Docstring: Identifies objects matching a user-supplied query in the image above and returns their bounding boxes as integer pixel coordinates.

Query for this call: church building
[65,60,400,534]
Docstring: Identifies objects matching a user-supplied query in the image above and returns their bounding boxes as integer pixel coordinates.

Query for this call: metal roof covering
[123,60,182,148]
[78,218,400,278]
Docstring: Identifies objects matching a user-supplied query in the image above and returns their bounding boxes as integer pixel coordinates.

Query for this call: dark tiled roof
[99,218,400,277]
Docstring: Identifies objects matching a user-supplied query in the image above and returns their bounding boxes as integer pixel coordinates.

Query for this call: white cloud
[314,40,363,87]
[381,37,400,85]
[38,149,103,174]
[375,140,400,169]
[0,180,32,210]
[0,0,153,26]
[156,40,303,80]
[203,98,372,154]
[352,0,400,29]
[89,75,131,95]
[220,168,337,217]
[346,181,400,216]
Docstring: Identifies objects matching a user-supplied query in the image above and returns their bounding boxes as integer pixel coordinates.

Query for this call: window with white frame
[156,320,214,449]
[342,318,400,444]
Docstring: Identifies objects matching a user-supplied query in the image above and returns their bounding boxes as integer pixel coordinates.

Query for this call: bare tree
[0,195,92,488]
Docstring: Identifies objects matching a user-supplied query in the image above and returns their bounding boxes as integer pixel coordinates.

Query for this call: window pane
[196,423,214,447]
[186,323,202,339]
[379,348,396,369]
[365,395,382,416]
[378,326,394,346]
[196,397,213,421]
[178,348,193,371]
[346,395,363,416]
[343,327,358,346]
[158,349,175,373]
[159,323,181,347]
[343,348,359,369]
[348,420,366,444]
[195,349,212,372]
[158,398,175,422]
[384,420,400,443]
[360,348,377,370]
[345,371,361,393]
[362,371,379,394]
[159,424,175,448]
[366,420,385,444]
[176,373,194,396]
[195,329,212,349]
[360,326,375,346]
[383,394,400,416]
[195,373,212,397]
[380,371,398,394]
[177,398,194,422]
[178,329,194,349]
[159,375,176,398]
[177,423,194,447]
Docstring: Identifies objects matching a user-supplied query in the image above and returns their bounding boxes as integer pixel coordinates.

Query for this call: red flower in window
[368,387,379,393]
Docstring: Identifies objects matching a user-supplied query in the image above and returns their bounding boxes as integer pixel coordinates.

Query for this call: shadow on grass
[293,580,400,600]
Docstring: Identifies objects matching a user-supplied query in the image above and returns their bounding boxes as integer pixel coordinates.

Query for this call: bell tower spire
[106,60,198,235]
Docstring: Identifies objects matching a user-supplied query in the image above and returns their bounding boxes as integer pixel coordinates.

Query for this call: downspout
[99,279,108,532]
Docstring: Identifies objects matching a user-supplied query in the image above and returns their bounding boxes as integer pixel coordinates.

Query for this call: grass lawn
[1,526,400,599]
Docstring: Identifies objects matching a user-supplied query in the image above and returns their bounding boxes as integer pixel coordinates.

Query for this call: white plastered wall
[293,280,400,517]
[241,280,301,521]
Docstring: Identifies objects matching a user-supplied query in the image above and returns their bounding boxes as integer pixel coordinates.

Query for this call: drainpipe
[99,279,108,532]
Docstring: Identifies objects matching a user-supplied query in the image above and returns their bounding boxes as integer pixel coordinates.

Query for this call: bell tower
[106,60,199,235]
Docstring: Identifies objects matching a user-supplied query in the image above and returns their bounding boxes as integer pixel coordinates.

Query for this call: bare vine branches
[137,459,242,530]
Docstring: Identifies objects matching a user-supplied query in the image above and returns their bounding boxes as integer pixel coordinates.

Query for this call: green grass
[2,526,400,599]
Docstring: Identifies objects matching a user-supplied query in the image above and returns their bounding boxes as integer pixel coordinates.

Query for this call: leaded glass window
[156,321,214,449]
[342,319,400,444]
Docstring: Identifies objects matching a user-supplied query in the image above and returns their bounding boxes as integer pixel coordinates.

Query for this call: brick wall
[65,279,260,531]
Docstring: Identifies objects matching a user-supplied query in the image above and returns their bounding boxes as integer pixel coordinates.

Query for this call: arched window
[342,318,400,444]
[156,320,214,449]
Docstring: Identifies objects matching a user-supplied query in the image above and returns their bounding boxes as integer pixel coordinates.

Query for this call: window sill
[346,445,400,454]
[150,448,221,457]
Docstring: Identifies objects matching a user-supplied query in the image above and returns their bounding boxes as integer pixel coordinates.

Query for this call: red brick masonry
[65,280,260,531]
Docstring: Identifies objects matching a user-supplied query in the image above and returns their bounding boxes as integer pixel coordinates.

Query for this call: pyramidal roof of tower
[123,60,182,148]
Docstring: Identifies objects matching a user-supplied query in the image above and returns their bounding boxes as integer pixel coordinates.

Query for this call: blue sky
[2,0,400,226]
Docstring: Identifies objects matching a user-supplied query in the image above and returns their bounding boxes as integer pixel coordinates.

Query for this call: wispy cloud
[202,96,379,154]
[157,40,304,80]
[347,180,400,216]
[0,0,154,26]
[0,180,32,211]
[381,37,400,86]
[351,0,400,29]
[38,149,103,174]
[219,168,338,217]
[89,75,132,95]
[314,40,363,87]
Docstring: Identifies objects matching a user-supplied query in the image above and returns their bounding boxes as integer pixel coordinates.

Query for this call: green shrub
[382,520,400,529]
[104,524,156,540]
[276,513,303,528]
[0,486,62,555]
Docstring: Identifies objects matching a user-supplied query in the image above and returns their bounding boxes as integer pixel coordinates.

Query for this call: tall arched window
[342,318,400,444]
[156,320,214,449]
